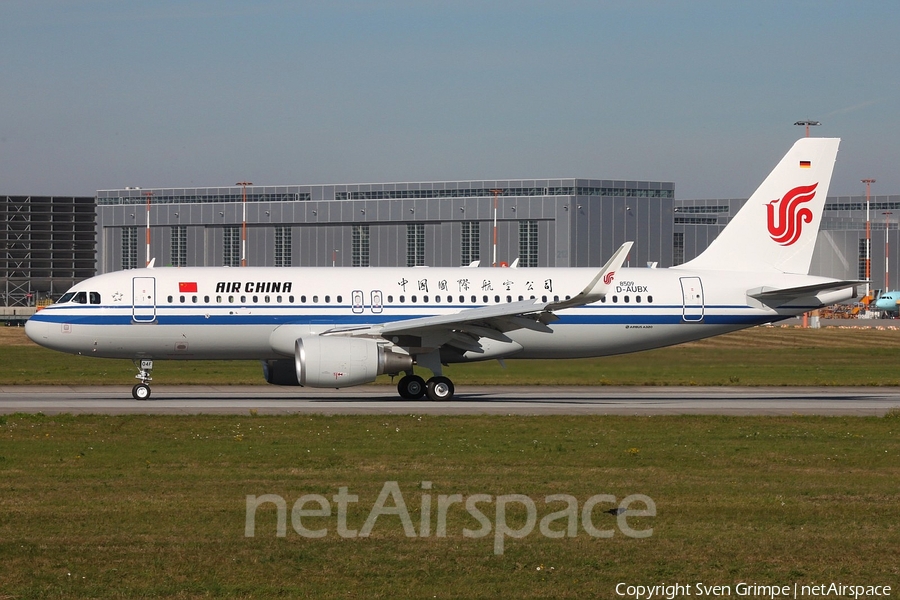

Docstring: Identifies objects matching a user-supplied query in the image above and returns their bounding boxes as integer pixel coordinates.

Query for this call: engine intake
[292,336,413,388]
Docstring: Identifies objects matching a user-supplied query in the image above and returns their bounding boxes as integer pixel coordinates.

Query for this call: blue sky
[1,1,898,199]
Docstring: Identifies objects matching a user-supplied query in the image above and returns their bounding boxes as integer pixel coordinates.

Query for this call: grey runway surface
[1,385,899,415]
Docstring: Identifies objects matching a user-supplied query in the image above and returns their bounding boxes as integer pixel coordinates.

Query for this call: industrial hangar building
[676,194,900,288]
[1,195,95,310]
[93,179,675,273]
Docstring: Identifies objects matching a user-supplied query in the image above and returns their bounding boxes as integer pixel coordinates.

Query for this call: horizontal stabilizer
[748,280,865,304]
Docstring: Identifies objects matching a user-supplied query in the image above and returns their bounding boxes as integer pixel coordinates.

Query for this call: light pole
[862,179,875,298]
[143,191,153,267]
[490,189,502,267]
[884,211,893,291]
[794,120,821,137]
[236,182,253,267]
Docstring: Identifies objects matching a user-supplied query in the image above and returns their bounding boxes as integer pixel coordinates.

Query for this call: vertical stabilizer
[679,138,840,274]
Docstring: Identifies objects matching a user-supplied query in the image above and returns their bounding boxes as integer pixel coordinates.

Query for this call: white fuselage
[24,265,853,362]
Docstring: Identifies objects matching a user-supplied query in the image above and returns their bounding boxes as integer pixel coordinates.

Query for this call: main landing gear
[397,374,455,401]
[132,359,153,400]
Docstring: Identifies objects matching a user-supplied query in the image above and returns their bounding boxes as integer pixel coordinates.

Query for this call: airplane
[874,290,900,315]
[25,137,862,401]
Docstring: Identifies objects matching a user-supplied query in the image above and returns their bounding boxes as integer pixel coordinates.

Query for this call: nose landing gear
[132,359,153,400]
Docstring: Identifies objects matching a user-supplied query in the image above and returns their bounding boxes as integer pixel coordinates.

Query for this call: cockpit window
[90,292,101,305]
[58,292,76,304]
[73,292,87,304]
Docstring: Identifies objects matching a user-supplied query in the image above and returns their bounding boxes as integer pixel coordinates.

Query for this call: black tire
[398,374,426,399]
[132,383,151,401]
[426,376,455,401]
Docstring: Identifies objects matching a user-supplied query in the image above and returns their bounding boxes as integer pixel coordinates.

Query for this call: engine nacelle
[295,336,413,388]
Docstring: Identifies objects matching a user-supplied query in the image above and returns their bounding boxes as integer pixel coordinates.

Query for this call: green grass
[1,413,898,598]
[5,325,900,386]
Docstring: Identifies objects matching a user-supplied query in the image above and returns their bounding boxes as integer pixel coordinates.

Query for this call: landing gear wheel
[132,383,151,401]
[398,374,427,399]
[426,376,455,401]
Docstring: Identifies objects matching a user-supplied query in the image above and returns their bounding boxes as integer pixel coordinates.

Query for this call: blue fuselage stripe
[29,307,783,327]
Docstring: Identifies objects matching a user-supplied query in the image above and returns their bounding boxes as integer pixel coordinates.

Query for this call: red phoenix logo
[603,271,616,285]
[766,183,818,246]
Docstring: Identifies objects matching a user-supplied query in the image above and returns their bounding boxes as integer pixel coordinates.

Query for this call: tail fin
[679,137,840,274]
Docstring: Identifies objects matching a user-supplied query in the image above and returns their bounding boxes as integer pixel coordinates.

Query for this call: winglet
[546,241,633,311]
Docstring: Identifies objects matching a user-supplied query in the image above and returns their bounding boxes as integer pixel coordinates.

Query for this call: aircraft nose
[24,318,49,346]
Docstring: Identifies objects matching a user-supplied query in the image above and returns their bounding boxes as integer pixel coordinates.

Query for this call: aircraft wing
[323,243,633,351]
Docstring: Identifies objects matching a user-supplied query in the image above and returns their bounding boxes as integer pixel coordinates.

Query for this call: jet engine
[286,336,413,388]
